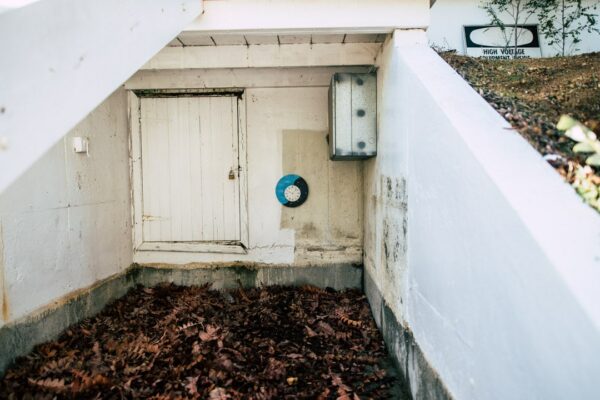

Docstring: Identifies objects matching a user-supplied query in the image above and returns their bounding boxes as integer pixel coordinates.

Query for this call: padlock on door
[228,168,236,180]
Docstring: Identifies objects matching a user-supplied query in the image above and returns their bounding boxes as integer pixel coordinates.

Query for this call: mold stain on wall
[280,129,363,265]
[380,175,408,285]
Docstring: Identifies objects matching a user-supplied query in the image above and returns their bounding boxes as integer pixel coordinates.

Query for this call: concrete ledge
[0,263,362,375]
[364,269,452,400]
[0,269,138,375]
[136,263,363,291]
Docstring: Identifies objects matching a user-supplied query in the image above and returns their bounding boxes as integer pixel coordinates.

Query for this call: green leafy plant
[557,115,600,166]
[571,165,600,211]
[481,0,600,57]
[558,115,600,212]
[480,0,539,57]
[532,0,600,56]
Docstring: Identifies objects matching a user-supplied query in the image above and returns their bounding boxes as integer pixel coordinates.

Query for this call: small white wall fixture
[0,0,203,194]
[72,137,89,155]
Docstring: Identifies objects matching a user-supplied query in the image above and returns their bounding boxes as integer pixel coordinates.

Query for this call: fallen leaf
[185,376,199,395]
[305,325,318,337]
[199,325,220,342]
[286,376,298,385]
[209,387,230,399]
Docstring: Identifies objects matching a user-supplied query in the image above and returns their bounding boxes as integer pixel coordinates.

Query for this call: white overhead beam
[186,0,430,34]
[0,0,203,193]
[126,66,372,90]
[141,43,382,70]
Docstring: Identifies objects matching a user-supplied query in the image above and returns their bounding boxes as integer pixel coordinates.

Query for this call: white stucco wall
[0,88,133,326]
[127,67,365,266]
[429,0,600,56]
[365,30,600,399]
[364,32,410,323]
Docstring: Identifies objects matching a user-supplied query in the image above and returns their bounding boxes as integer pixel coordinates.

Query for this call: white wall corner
[393,29,429,47]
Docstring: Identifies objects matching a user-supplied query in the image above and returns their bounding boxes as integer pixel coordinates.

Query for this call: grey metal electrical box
[328,72,377,160]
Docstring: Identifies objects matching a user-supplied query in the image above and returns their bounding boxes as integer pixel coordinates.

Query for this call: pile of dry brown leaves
[0,284,402,399]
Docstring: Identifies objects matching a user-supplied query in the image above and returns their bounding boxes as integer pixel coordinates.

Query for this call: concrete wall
[127,67,365,266]
[365,30,600,399]
[429,0,600,56]
[0,88,133,326]
[364,34,410,325]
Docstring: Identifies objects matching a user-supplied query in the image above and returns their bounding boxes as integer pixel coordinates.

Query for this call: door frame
[128,88,249,255]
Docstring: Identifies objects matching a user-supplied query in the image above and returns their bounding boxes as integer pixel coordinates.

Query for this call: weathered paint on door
[139,96,241,244]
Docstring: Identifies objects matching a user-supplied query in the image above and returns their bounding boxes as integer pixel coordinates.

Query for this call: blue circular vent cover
[275,174,309,208]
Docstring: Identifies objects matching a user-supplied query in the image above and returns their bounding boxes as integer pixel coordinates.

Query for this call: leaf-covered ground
[0,284,404,399]
[440,51,600,191]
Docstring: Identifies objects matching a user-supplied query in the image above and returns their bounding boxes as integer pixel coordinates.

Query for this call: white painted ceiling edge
[186,0,430,34]
[0,0,203,194]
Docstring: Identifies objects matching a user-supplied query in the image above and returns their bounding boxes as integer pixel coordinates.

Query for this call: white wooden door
[139,96,241,245]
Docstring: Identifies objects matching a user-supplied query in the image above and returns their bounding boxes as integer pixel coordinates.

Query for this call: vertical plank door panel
[140,96,240,243]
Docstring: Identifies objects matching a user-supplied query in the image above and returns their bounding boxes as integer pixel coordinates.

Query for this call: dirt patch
[440,51,600,193]
[440,52,600,129]
[0,284,403,399]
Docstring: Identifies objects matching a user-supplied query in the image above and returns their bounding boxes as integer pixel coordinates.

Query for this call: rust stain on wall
[280,130,329,237]
[280,129,365,241]
[0,220,9,322]
[280,129,363,264]
[1,290,8,323]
